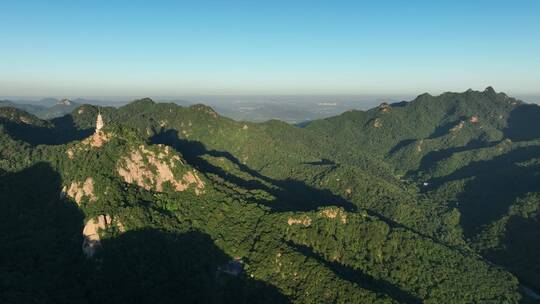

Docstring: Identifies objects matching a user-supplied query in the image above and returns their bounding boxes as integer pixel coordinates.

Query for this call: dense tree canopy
[1,88,539,303]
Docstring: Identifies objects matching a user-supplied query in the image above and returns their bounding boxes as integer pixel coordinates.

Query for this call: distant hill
[0,98,80,119]
[0,99,48,115]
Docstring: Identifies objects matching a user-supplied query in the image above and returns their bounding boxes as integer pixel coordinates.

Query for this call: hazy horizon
[2,90,540,106]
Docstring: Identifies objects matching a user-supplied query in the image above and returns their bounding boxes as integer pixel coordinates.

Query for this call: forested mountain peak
[0,107,47,126]
[189,103,220,118]
[484,85,496,94]
[123,97,156,108]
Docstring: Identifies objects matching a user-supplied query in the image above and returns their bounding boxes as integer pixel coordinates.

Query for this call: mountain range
[1,87,539,303]
[0,98,80,119]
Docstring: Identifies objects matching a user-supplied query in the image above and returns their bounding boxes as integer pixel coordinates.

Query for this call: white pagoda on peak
[96,111,104,131]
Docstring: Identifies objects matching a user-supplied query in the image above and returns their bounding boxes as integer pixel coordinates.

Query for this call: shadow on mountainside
[151,129,357,212]
[301,158,338,168]
[483,215,540,292]
[417,139,500,173]
[426,117,469,140]
[387,139,416,155]
[427,145,540,238]
[0,163,289,304]
[151,130,470,255]
[91,229,290,304]
[0,162,88,303]
[51,114,94,142]
[504,104,540,142]
[0,114,92,145]
[289,242,422,304]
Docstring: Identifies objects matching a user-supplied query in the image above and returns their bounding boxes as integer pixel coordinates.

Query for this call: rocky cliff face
[117,145,205,194]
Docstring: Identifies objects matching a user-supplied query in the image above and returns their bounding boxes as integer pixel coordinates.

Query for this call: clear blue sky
[0,0,539,97]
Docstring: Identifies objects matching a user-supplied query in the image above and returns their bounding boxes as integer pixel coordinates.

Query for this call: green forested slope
[1,88,538,303]
[306,87,540,294]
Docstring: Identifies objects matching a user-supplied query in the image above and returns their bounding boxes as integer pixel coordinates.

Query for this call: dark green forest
[1,87,539,303]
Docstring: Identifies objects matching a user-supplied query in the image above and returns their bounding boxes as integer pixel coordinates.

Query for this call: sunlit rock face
[82,214,125,258]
